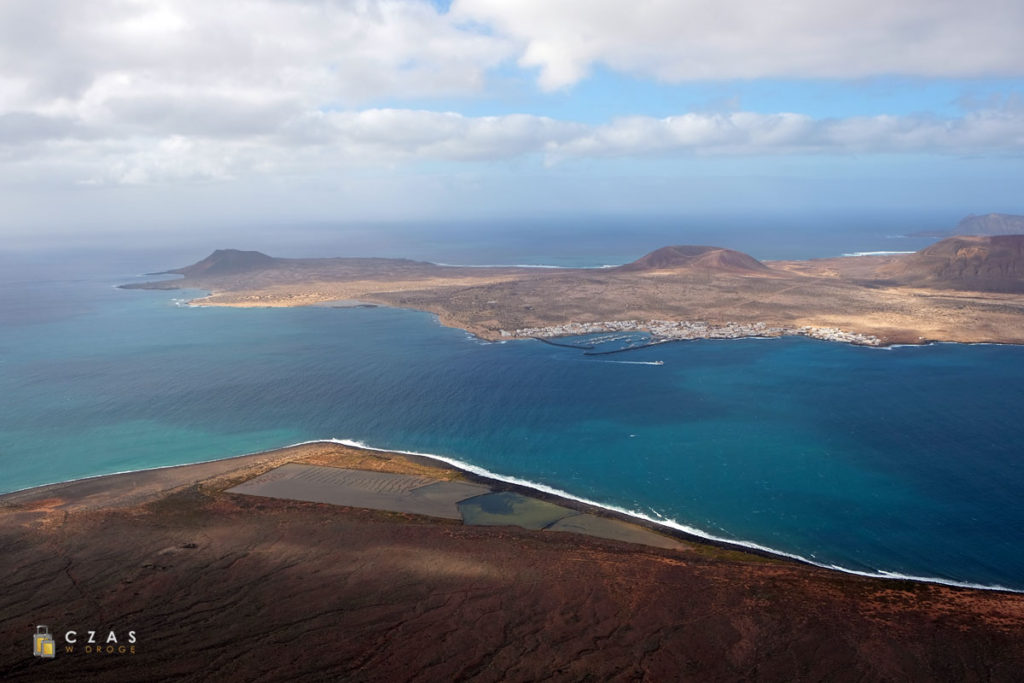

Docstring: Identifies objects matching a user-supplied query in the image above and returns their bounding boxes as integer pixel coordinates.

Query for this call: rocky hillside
[166,249,278,277]
[954,213,1024,236]
[881,235,1024,291]
[618,245,772,274]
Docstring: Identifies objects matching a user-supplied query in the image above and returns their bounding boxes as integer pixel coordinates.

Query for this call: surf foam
[317,437,1021,594]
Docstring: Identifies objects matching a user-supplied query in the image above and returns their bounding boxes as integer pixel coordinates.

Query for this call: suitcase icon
[33,625,55,659]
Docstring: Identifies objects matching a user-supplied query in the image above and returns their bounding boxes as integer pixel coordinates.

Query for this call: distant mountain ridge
[136,236,1024,295]
[955,213,1024,236]
[911,213,1024,238]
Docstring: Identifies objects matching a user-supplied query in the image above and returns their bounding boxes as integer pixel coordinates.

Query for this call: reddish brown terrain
[614,245,774,274]
[2,443,1023,681]
[877,235,1024,292]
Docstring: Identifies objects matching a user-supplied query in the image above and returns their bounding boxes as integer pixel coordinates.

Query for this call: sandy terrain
[123,245,1024,345]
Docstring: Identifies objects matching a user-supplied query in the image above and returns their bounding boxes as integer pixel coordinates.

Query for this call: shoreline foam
[8,435,1015,594]
[318,438,1021,594]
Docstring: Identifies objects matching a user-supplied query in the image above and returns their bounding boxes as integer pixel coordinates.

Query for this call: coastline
[178,288,1024,347]
[319,439,1024,593]
[3,437,1019,594]
[181,291,1024,349]
[160,286,1024,352]
[502,320,883,347]
[176,293,901,348]
[118,241,1024,348]
[5,440,1024,680]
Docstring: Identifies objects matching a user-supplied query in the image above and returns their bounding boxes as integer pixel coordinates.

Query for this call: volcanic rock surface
[2,442,1023,682]
[616,245,772,274]
[166,249,279,277]
[879,235,1024,292]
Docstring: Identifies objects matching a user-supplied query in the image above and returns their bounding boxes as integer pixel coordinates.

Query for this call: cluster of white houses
[501,320,882,346]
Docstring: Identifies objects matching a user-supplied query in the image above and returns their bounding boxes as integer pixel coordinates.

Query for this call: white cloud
[546,109,1024,160]
[323,109,585,161]
[7,107,1024,188]
[454,0,1024,89]
[0,0,512,115]
[1,1,1023,188]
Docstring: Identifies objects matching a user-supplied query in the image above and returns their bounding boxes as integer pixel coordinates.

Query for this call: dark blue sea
[2,215,1022,591]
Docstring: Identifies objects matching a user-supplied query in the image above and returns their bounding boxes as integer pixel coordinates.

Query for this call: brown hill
[954,213,1024,236]
[167,249,278,277]
[618,245,772,274]
[909,213,1024,238]
[4,441,1024,681]
[881,235,1024,292]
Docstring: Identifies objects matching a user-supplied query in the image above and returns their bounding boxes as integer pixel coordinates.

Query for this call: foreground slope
[1,442,1022,681]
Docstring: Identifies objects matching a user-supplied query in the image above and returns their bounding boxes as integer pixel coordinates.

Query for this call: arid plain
[125,235,1024,346]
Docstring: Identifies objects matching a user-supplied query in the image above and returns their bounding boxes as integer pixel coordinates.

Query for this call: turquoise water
[1,249,1023,591]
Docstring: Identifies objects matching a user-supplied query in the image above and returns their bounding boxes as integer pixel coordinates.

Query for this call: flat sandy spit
[228,463,490,520]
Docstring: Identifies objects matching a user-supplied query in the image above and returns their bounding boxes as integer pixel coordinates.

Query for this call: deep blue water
[1,235,1023,591]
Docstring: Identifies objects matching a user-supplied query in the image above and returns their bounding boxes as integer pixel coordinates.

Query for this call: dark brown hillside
[166,249,278,277]
[880,235,1024,292]
[2,442,1023,682]
[618,245,773,274]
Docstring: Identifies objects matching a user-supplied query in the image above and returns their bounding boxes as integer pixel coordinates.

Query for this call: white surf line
[313,437,1021,595]
[867,340,1024,351]
[592,360,664,366]
[431,262,619,269]
[840,250,916,257]
[8,435,1019,594]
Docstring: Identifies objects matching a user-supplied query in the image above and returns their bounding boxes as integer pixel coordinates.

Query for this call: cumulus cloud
[453,0,1024,89]
[321,109,585,161]
[546,109,1024,159]
[1,0,1023,186]
[8,106,1024,187]
[0,0,512,115]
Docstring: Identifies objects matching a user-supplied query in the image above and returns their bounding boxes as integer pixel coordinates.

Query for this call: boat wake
[592,359,664,366]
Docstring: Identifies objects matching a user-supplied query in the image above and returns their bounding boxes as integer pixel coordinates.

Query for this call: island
[4,237,1024,679]
[122,235,1024,346]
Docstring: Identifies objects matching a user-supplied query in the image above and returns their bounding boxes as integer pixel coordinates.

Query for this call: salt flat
[227,463,491,519]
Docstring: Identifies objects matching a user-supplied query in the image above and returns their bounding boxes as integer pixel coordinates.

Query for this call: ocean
[2,215,1022,591]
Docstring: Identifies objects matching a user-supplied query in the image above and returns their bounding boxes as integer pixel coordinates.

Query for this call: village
[503,320,882,346]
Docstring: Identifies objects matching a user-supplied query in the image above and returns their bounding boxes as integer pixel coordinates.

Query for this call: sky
[2,0,1024,247]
